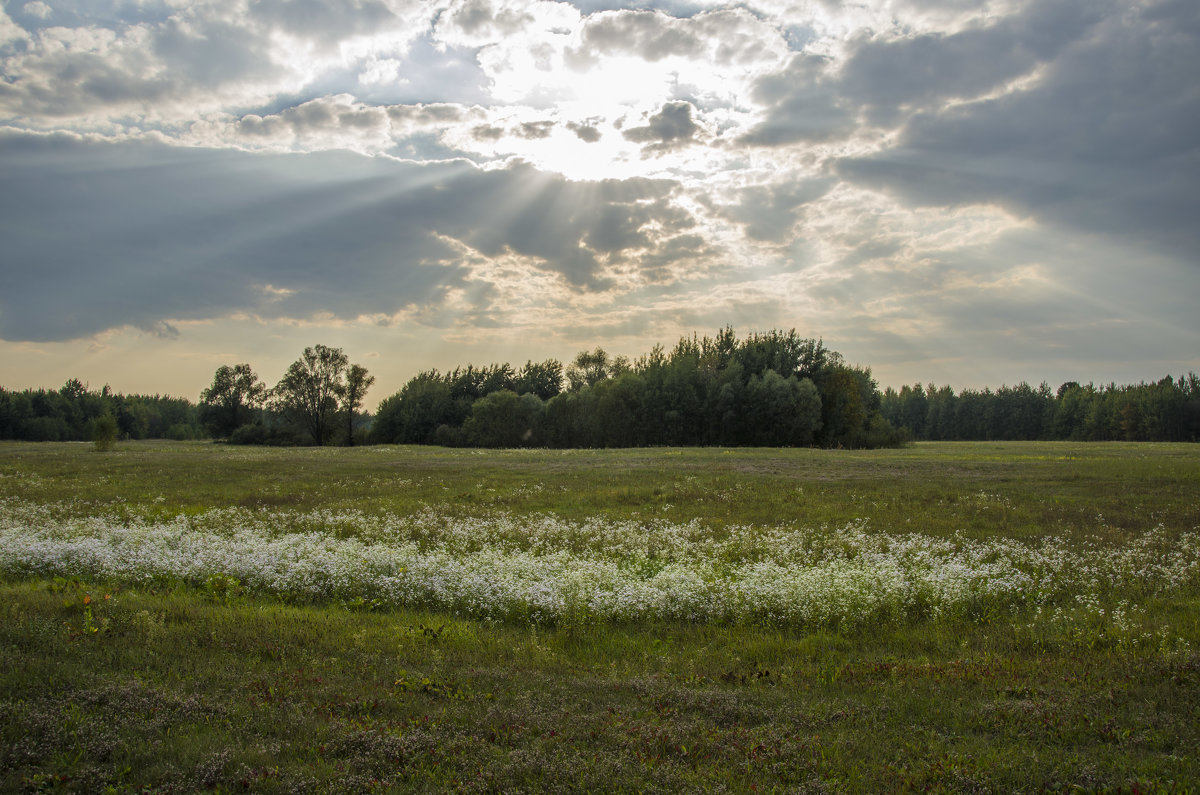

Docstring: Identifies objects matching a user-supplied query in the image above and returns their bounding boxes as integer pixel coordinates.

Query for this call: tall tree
[342,364,375,446]
[199,364,266,438]
[514,359,564,400]
[566,348,615,391]
[271,345,349,446]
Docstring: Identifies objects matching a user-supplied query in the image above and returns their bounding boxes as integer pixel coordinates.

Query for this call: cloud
[0,1,438,129]
[249,0,402,48]
[188,94,394,152]
[736,53,852,146]
[836,0,1200,257]
[471,123,506,141]
[566,120,602,142]
[717,177,834,243]
[622,101,700,152]
[574,9,704,62]
[22,2,51,21]
[838,0,1111,125]
[516,120,555,139]
[0,7,30,45]
[2,0,1196,389]
[0,131,707,342]
[570,7,787,72]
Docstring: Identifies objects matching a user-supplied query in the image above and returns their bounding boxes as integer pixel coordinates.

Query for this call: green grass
[3,440,1198,538]
[2,440,1199,792]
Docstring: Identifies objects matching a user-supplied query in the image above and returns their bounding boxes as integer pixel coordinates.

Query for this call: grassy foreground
[2,441,1199,792]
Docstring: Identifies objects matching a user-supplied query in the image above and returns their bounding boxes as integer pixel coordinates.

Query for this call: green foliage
[375,328,898,449]
[198,363,266,438]
[0,383,203,442]
[373,371,459,444]
[204,573,244,605]
[515,359,564,400]
[881,374,1200,442]
[266,345,373,446]
[342,364,375,447]
[463,390,545,447]
[90,414,118,452]
[226,421,306,446]
[270,345,349,446]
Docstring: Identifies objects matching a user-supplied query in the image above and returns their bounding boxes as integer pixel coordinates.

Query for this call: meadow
[2,440,1198,792]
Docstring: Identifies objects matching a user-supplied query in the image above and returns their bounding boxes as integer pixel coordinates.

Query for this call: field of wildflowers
[2,440,1199,791]
[3,500,1198,638]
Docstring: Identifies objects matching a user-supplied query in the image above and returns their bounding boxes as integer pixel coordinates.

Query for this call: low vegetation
[2,440,1198,791]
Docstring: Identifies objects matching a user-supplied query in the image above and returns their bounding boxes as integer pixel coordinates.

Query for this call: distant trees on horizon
[880,376,1200,443]
[2,329,1198,446]
[0,378,202,442]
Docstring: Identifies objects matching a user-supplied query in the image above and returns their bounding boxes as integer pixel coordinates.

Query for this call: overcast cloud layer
[1,0,1197,396]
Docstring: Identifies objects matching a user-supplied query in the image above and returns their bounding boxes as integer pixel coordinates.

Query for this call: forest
[0,378,203,442]
[880,376,1200,443]
[1,328,1198,446]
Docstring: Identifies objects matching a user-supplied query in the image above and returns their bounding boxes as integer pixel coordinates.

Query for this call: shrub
[91,415,119,452]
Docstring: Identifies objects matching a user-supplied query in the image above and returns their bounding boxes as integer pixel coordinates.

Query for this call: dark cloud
[837,0,1200,257]
[224,95,390,146]
[636,233,714,282]
[0,132,700,341]
[622,101,699,152]
[718,178,834,243]
[567,121,602,142]
[737,54,851,146]
[471,124,506,141]
[839,0,1111,125]
[517,120,555,139]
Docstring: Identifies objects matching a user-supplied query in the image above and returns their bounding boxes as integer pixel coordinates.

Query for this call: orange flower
[83,595,92,606]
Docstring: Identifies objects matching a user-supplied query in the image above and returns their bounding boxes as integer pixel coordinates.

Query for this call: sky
[1,0,1198,405]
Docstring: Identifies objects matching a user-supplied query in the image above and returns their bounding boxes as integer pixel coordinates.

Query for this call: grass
[2,440,1199,792]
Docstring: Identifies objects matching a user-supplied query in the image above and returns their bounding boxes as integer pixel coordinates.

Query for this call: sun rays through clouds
[1,0,1197,395]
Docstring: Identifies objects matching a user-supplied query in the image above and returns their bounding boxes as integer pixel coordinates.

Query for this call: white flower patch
[1,500,1197,628]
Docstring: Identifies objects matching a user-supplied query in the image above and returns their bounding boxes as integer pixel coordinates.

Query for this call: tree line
[2,333,1197,447]
[0,379,202,442]
[0,344,374,448]
[372,328,904,449]
[880,377,1200,442]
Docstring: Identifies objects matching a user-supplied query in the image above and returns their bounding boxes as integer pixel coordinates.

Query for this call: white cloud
[0,9,29,46]
[23,2,52,21]
[358,56,406,87]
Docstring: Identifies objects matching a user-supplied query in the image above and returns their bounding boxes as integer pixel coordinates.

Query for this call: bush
[431,424,465,447]
[227,423,307,447]
[91,415,119,452]
[165,423,200,441]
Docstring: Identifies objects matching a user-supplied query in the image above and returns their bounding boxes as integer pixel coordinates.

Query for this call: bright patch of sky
[1,0,1197,399]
